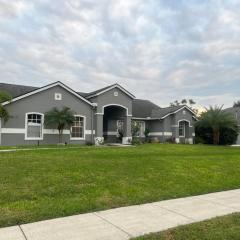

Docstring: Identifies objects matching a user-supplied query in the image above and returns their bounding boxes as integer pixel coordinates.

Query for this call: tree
[181,99,187,104]
[44,107,75,143]
[195,106,238,145]
[189,99,196,106]
[170,99,196,108]
[233,100,240,107]
[0,91,12,123]
[170,100,181,107]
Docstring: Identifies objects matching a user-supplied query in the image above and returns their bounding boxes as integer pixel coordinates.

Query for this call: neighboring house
[0,81,197,146]
[224,107,240,145]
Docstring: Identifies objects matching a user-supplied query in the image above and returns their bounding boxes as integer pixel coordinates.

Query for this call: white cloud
[0,0,239,108]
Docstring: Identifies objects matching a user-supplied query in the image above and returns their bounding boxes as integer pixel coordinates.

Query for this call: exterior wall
[148,120,165,142]
[172,108,195,144]
[90,87,133,144]
[147,119,175,142]
[90,87,133,115]
[1,85,94,146]
[138,108,195,143]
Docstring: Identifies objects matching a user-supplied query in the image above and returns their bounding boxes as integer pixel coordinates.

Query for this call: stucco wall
[1,85,94,145]
[90,87,133,115]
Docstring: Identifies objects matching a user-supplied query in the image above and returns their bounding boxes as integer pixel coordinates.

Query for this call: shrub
[219,127,239,145]
[132,137,141,145]
[195,126,239,145]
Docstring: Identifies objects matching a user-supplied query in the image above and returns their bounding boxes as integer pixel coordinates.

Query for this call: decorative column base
[122,137,132,145]
[94,137,104,145]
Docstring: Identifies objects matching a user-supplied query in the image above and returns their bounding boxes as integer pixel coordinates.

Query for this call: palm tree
[195,106,238,145]
[45,107,75,143]
[0,91,12,123]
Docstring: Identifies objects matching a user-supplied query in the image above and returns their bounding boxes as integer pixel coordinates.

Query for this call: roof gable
[86,83,135,99]
[158,105,197,119]
[2,81,93,106]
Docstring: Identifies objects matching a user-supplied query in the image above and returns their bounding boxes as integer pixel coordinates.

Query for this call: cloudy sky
[0,0,240,108]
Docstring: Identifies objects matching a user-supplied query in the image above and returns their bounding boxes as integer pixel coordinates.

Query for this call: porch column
[95,114,104,145]
[122,116,132,144]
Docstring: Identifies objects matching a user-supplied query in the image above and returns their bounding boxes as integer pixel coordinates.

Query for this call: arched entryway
[94,104,132,145]
[103,105,128,143]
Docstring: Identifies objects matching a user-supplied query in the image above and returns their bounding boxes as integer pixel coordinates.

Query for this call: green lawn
[133,213,240,240]
[0,144,240,227]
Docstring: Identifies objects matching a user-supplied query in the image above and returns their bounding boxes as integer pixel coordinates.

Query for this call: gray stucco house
[224,106,240,145]
[0,81,197,146]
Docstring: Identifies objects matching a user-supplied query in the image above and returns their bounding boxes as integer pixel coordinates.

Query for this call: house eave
[86,84,136,99]
[2,81,94,106]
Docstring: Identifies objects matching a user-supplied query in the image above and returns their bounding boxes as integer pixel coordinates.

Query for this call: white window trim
[178,120,186,137]
[70,115,86,140]
[25,112,44,140]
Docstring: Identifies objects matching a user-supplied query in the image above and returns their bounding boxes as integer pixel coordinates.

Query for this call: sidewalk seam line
[158,206,195,221]
[18,225,28,240]
[93,212,133,238]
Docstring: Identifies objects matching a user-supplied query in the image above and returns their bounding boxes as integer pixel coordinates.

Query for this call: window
[114,91,118,96]
[55,93,62,100]
[179,121,185,137]
[71,116,85,139]
[25,113,44,140]
[132,121,145,137]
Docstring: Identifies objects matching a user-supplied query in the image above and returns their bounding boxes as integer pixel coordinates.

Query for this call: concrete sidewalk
[1,189,239,240]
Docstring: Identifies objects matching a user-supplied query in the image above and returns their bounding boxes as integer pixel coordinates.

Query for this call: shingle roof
[132,102,190,119]
[0,83,39,98]
[151,105,184,118]
[224,107,240,125]
[132,99,161,118]
[0,82,90,99]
